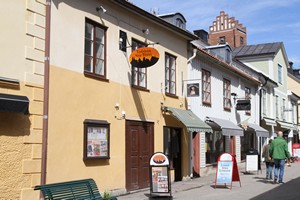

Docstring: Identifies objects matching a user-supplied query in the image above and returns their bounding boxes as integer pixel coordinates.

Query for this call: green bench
[34,178,117,200]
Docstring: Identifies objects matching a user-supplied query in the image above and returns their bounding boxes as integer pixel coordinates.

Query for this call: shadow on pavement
[250,177,300,200]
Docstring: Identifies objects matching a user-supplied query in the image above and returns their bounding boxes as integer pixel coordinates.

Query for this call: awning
[262,117,276,126]
[164,107,212,132]
[246,123,269,137]
[205,117,243,136]
[0,93,29,114]
[276,120,294,130]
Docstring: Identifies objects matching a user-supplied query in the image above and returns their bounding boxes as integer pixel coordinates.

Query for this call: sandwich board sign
[149,152,172,199]
[215,153,241,189]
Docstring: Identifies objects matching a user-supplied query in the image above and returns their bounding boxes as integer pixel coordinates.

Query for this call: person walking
[269,131,291,184]
[262,139,274,180]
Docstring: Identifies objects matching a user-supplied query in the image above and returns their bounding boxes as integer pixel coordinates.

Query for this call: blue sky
[129,0,300,69]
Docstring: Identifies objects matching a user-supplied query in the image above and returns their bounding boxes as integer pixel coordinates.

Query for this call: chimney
[193,29,208,42]
[289,61,294,69]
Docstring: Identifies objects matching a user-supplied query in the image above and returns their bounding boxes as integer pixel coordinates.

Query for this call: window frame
[84,18,107,80]
[223,78,231,111]
[131,39,148,89]
[83,119,110,160]
[202,69,211,106]
[278,64,283,84]
[245,87,251,115]
[165,53,177,96]
[275,95,279,119]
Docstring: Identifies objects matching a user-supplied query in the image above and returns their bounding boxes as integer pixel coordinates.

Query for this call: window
[205,132,224,164]
[202,69,211,105]
[245,87,251,115]
[275,95,279,119]
[282,98,286,121]
[223,78,231,110]
[83,119,110,160]
[219,36,226,44]
[278,64,282,84]
[240,37,244,45]
[262,89,267,116]
[292,102,296,123]
[165,53,176,95]
[84,19,107,79]
[131,40,147,88]
[175,18,184,29]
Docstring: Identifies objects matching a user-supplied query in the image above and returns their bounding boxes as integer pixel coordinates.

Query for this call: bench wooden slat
[34,178,117,200]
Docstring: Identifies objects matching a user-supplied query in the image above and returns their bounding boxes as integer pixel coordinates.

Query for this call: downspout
[187,48,197,178]
[187,48,197,64]
[41,0,51,187]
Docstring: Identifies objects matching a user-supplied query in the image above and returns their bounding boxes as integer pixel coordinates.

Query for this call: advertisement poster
[216,161,233,184]
[151,167,169,193]
[87,127,108,157]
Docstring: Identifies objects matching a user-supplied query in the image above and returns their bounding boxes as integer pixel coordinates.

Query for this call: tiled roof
[233,42,283,58]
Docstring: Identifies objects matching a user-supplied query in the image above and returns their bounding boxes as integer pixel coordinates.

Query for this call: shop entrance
[125,120,154,191]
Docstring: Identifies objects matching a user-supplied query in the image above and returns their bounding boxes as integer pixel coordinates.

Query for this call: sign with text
[129,47,160,68]
[215,153,241,189]
[149,152,172,198]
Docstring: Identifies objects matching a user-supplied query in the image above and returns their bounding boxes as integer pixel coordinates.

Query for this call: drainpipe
[187,48,197,63]
[41,0,51,187]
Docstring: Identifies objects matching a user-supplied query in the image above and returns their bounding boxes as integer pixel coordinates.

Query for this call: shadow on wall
[0,112,31,136]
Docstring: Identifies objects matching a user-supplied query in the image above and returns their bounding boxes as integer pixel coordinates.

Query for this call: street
[117,161,300,200]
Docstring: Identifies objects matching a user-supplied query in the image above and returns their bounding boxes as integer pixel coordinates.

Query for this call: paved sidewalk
[117,161,300,200]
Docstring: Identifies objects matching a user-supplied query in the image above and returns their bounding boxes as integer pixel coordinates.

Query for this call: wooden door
[126,120,154,191]
[193,132,200,177]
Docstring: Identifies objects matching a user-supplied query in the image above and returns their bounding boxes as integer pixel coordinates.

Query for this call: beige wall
[0,0,46,199]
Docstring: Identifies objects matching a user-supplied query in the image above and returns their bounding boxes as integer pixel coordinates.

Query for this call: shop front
[205,117,244,163]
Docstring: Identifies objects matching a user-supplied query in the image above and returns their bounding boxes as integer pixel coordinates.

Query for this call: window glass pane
[132,68,137,85]
[96,42,104,60]
[85,23,93,39]
[95,27,104,43]
[170,81,175,94]
[84,55,93,72]
[95,59,104,75]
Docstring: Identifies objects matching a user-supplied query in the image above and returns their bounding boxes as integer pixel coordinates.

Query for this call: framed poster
[83,119,110,160]
[187,83,199,97]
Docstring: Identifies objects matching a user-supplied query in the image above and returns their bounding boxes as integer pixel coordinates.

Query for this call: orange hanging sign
[129,47,160,68]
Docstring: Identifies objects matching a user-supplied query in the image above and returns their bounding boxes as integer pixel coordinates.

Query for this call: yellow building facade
[0,0,46,199]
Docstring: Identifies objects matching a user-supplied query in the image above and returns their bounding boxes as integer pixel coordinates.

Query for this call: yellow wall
[0,0,46,199]
[46,65,189,193]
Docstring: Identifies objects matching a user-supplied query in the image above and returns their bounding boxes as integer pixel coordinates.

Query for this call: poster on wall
[87,127,108,158]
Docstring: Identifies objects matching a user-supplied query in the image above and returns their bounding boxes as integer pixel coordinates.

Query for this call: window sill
[166,93,178,99]
[131,85,150,92]
[84,72,109,82]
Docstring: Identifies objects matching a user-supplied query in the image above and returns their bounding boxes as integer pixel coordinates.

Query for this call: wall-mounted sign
[187,83,199,97]
[236,99,251,111]
[129,47,160,68]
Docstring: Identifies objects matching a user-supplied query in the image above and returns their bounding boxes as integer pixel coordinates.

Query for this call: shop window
[205,132,224,164]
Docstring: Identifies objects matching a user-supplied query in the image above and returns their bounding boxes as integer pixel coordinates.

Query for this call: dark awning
[164,107,212,132]
[0,93,29,114]
[247,123,269,137]
[205,117,243,136]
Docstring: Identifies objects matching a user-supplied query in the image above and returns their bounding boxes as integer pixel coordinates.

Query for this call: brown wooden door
[126,120,154,191]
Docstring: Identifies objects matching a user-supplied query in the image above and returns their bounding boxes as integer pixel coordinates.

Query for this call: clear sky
[129,0,300,69]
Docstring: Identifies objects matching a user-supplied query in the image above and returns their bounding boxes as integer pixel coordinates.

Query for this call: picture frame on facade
[187,83,199,97]
[83,119,110,160]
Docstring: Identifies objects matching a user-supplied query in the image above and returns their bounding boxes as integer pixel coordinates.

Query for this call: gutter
[41,0,51,187]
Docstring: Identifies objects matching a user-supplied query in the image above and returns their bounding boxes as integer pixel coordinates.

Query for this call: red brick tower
[208,11,247,47]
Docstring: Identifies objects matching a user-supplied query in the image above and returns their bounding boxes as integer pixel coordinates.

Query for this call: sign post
[149,152,172,199]
[215,153,241,189]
